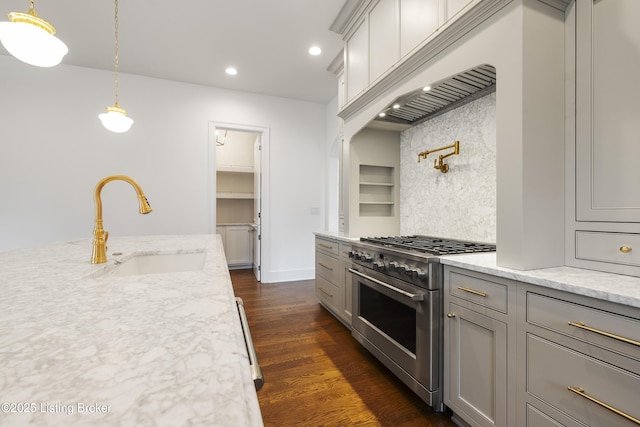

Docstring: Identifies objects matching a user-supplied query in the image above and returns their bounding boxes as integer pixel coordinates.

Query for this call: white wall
[0,56,327,282]
[400,92,496,243]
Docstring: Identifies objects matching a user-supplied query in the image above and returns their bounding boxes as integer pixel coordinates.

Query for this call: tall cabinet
[568,0,640,277]
[216,132,256,269]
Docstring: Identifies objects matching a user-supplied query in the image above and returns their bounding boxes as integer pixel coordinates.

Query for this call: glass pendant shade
[99,104,134,133]
[0,11,68,67]
[100,0,133,133]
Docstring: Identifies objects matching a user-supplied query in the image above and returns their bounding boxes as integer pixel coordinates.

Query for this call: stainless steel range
[348,236,496,412]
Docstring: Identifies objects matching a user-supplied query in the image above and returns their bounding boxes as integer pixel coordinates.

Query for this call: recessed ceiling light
[225,67,238,76]
[378,112,386,117]
[393,104,401,109]
[309,46,322,56]
[423,85,431,92]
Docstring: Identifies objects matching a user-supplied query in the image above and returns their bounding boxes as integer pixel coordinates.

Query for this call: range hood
[370,64,496,131]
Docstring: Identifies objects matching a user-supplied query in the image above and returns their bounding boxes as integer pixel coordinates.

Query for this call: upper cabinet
[569,0,640,276]
[575,0,640,222]
[400,0,439,58]
[340,0,507,112]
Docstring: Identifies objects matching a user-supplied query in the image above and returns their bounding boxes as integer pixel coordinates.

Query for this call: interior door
[252,133,262,281]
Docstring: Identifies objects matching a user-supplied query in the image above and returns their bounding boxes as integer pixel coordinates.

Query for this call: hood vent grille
[374,64,496,129]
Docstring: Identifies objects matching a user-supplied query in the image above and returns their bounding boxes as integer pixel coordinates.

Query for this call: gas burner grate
[360,235,496,256]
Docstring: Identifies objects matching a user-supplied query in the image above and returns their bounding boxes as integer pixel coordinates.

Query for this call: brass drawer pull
[457,286,487,297]
[318,262,334,271]
[568,386,640,425]
[318,243,334,250]
[620,245,633,253]
[447,313,456,318]
[319,287,333,297]
[568,321,640,347]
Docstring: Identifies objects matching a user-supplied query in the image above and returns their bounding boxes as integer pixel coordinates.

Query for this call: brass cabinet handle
[447,313,456,318]
[319,287,333,297]
[568,321,640,347]
[318,243,334,250]
[620,245,633,253]
[318,262,334,271]
[457,286,487,297]
[568,386,640,425]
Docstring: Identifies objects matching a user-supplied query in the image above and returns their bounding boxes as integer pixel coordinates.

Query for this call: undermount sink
[101,252,207,277]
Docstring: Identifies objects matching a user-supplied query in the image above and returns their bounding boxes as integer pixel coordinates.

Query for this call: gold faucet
[91,175,152,264]
[417,140,460,173]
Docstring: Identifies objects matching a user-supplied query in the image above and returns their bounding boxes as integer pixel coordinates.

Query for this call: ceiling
[0,0,347,104]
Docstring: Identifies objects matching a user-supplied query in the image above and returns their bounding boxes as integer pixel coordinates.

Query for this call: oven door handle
[349,268,425,302]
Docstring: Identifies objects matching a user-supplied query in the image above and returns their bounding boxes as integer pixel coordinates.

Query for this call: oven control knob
[388,261,400,272]
[363,255,373,262]
[397,264,408,274]
[406,268,418,277]
[348,251,355,258]
[416,270,428,281]
[372,261,385,271]
[353,252,362,260]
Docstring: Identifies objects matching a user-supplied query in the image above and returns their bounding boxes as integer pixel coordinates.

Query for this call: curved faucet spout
[91,175,152,264]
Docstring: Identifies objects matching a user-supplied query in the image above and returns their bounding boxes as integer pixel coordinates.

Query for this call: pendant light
[99,0,133,133]
[0,0,68,67]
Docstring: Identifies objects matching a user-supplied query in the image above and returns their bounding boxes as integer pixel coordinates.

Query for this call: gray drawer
[340,243,352,261]
[527,333,640,427]
[527,291,640,361]
[316,238,340,257]
[316,275,341,311]
[316,252,340,284]
[448,270,509,314]
[576,231,640,267]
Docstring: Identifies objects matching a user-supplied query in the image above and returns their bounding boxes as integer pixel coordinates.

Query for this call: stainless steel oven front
[350,265,443,410]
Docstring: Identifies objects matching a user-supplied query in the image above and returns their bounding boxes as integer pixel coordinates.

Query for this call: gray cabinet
[315,236,352,327]
[569,0,640,276]
[518,284,640,427]
[445,266,640,427]
[443,267,516,427]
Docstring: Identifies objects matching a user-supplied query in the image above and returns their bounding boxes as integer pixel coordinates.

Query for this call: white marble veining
[439,252,640,309]
[0,235,263,426]
[400,92,496,243]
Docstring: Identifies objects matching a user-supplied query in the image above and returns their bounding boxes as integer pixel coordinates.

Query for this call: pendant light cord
[113,0,120,106]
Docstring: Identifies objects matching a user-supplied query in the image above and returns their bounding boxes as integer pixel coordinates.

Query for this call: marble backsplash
[400,92,496,243]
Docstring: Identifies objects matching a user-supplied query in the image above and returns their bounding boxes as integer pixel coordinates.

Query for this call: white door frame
[208,121,270,282]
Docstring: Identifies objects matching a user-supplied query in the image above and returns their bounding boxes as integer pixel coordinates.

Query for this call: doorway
[209,122,268,282]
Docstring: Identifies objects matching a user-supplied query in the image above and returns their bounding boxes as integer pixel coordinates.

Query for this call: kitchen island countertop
[0,234,263,426]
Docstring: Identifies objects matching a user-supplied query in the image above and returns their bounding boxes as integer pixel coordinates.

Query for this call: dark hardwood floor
[230,269,456,427]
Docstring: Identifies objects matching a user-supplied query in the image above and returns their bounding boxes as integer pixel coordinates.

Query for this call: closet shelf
[216,192,255,199]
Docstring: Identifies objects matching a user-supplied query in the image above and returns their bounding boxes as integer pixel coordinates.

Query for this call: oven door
[350,266,441,405]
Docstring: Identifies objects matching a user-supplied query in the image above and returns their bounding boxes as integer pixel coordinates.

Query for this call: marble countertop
[313,231,361,244]
[439,252,640,309]
[0,234,263,426]
[315,231,640,309]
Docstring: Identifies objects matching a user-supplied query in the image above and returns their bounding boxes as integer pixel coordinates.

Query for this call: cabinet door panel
[369,0,398,83]
[225,226,252,265]
[400,0,439,57]
[446,302,507,427]
[346,19,369,101]
[576,0,640,221]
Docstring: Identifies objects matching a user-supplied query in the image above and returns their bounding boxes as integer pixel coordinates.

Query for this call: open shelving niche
[359,164,394,217]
